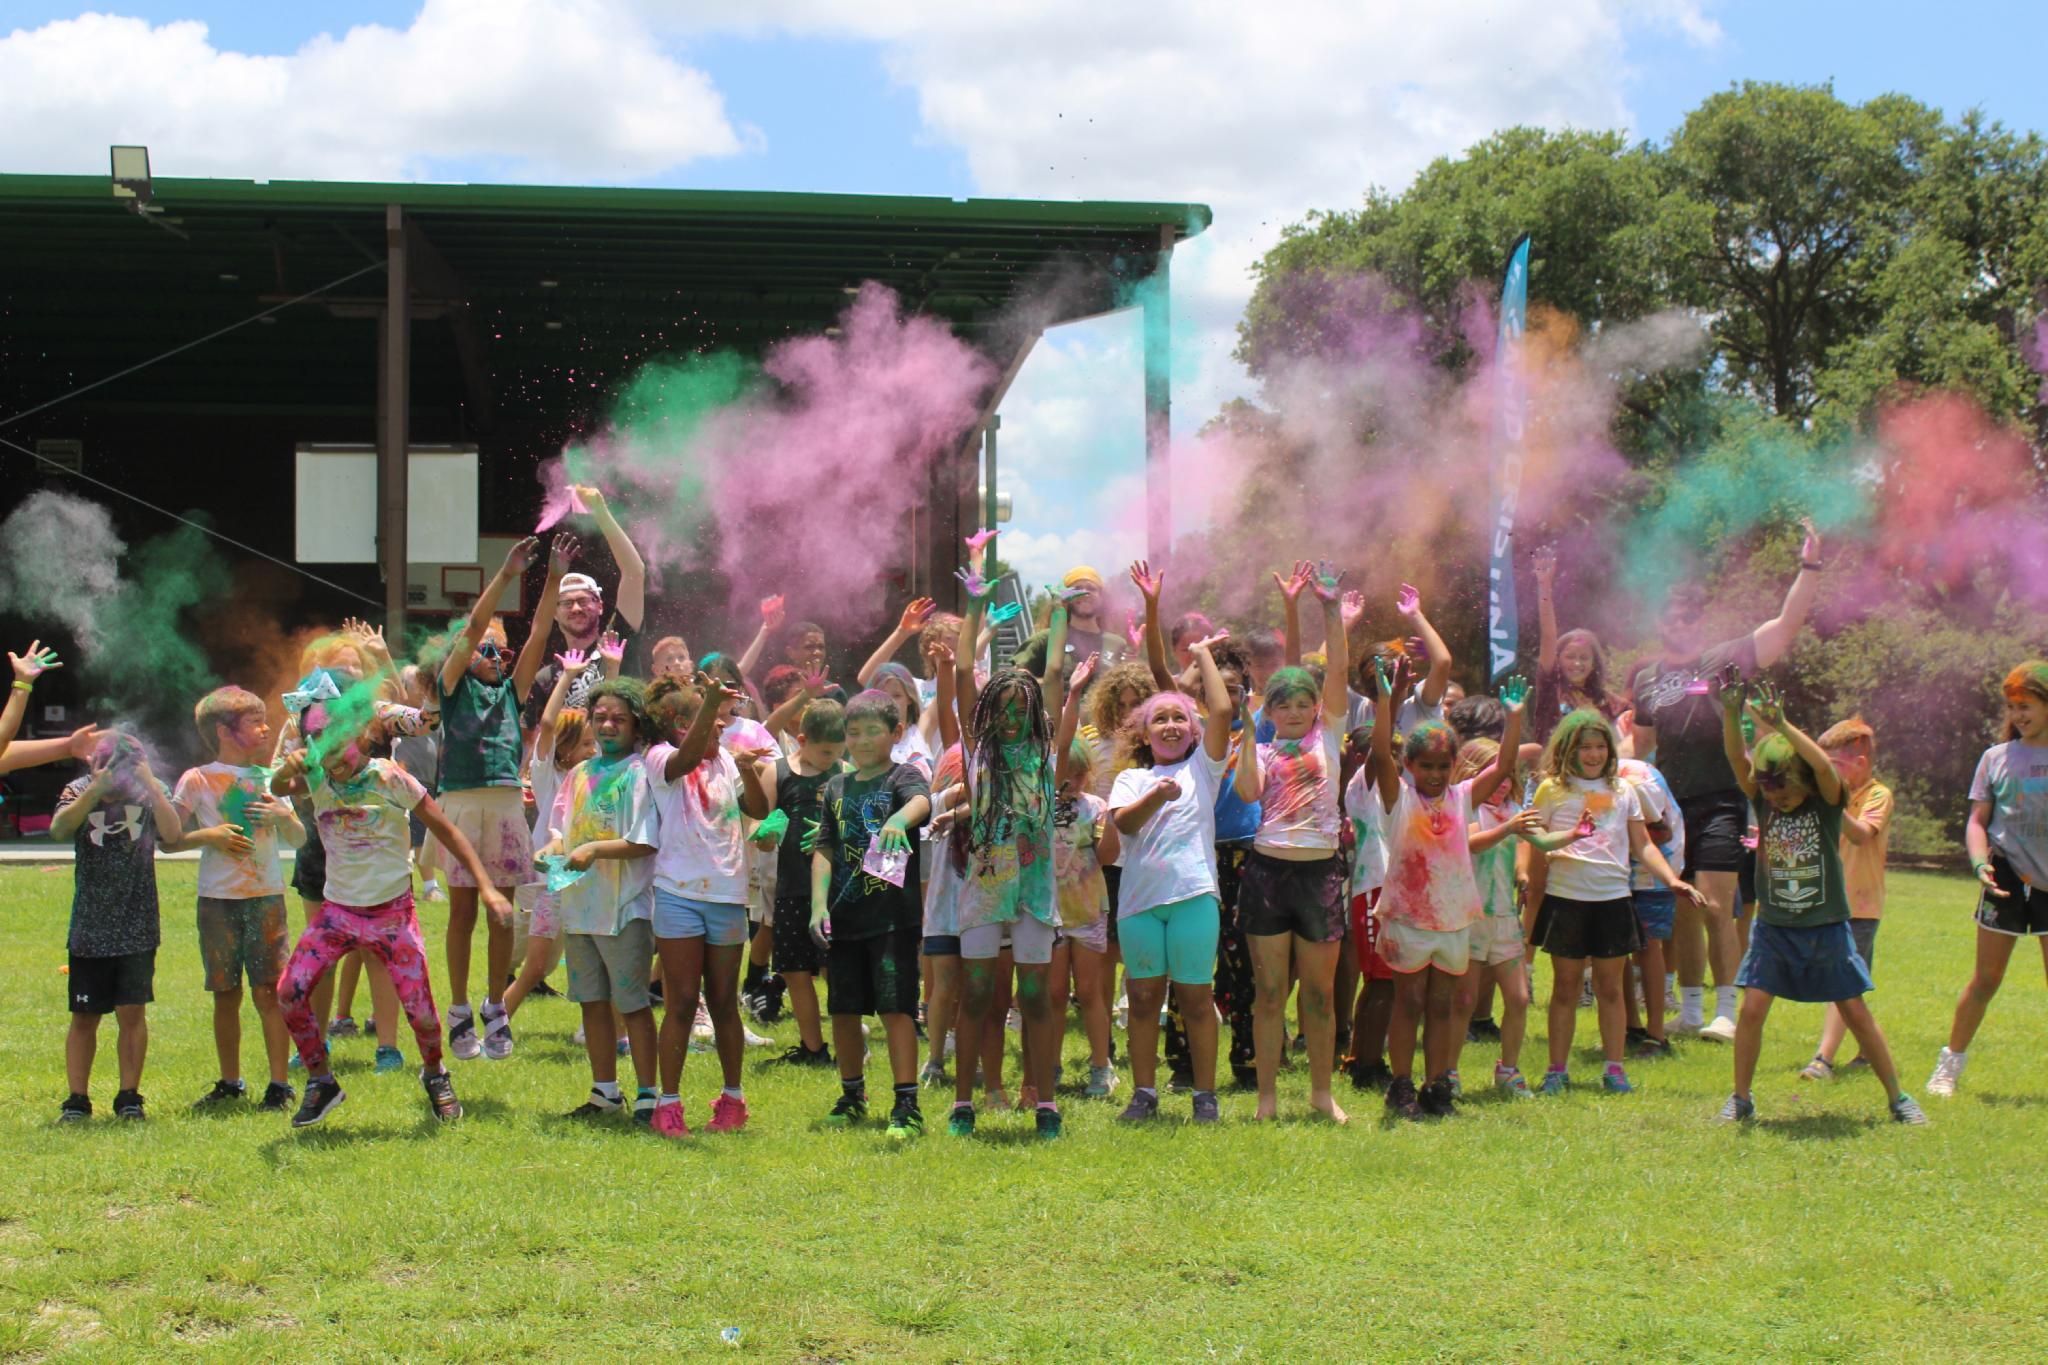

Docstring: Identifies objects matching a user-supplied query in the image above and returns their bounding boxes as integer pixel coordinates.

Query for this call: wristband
[1800,560,1824,572]
[1972,858,1990,872]
[10,680,30,693]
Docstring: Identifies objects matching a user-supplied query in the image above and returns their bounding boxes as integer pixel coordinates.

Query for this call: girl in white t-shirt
[1232,560,1352,1123]
[503,653,600,1026]
[1528,708,1701,1095]
[1107,625,1235,1124]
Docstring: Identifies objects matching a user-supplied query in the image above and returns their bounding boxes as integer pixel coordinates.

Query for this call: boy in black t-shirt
[48,734,183,1122]
[811,692,931,1137]
[760,699,847,1068]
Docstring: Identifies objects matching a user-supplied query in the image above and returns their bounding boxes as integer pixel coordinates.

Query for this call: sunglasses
[475,642,504,661]
[1754,769,1792,791]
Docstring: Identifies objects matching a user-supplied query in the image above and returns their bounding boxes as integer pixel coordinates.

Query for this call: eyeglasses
[1754,769,1791,791]
[476,642,504,660]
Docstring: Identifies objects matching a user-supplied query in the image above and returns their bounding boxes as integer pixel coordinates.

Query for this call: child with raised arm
[1233,561,1351,1123]
[539,679,662,1123]
[270,699,506,1127]
[1797,718,1892,1079]
[1051,654,1121,1098]
[644,675,775,1137]
[436,533,568,1062]
[1527,708,1702,1096]
[1109,612,1235,1125]
[49,733,181,1122]
[1928,663,2048,1097]
[1341,722,1397,1092]
[811,691,932,1137]
[943,565,1069,1138]
[1713,681,1924,1124]
[1346,582,1454,738]
[172,687,307,1114]
[1370,654,1524,1119]
[0,641,62,764]
[502,652,601,1024]
[1453,732,1550,1096]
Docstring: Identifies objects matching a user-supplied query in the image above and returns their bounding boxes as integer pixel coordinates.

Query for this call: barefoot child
[172,687,306,1114]
[270,699,506,1127]
[1715,681,1924,1124]
[49,732,182,1122]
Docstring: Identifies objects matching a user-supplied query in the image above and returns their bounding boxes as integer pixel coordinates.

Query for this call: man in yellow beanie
[1060,566,1112,671]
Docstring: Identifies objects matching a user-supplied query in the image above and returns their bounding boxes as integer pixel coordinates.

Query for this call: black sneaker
[824,1090,868,1126]
[58,1093,91,1123]
[1418,1077,1457,1118]
[770,1043,834,1068]
[1632,1035,1675,1059]
[1348,1057,1393,1092]
[290,1077,346,1128]
[259,1082,296,1112]
[113,1089,146,1121]
[1624,1025,1652,1048]
[1034,1106,1064,1140]
[1384,1075,1422,1119]
[1229,1065,1259,1090]
[565,1090,623,1119]
[530,979,562,999]
[192,1078,247,1110]
[423,1070,462,1122]
[1467,1016,1501,1042]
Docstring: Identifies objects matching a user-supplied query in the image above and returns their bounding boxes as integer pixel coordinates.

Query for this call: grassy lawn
[3,864,2047,1361]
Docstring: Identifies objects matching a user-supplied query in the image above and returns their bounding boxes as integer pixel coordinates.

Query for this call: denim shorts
[651,890,749,946]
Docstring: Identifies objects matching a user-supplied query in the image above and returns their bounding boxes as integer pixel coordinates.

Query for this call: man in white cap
[524,487,646,725]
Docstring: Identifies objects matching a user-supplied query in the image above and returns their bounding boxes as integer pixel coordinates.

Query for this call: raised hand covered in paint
[898,597,937,634]
[1272,563,1311,605]
[1497,675,1530,710]
[1070,652,1100,696]
[1341,590,1366,632]
[8,640,61,683]
[753,808,790,846]
[547,532,579,575]
[800,667,832,697]
[1189,630,1230,654]
[555,648,595,675]
[1309,560,1344,604]
[1128,560,1165,608]
[964,528,998,559]
[1712,673,1747,715]
[597,631,626,669]
[1396,583,1422,619]
[760,594,786,629]
[1749,679,1785,727]
[1533,544,1558,591]
[1048,582,1091,605]
[571,485,609,520]
[1798,516,1822,566]
[987,601,1023,626]
[1123,609,1144,651]
[954,566,991,601]
[501,535,541,576]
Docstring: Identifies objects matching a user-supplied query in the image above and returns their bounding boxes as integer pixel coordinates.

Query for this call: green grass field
[4,865,2047,1361]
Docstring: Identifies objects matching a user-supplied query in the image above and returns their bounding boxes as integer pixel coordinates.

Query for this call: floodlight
[110,145,152,205]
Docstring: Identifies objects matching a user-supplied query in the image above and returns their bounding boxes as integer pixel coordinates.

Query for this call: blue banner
[1487,234,1531,682]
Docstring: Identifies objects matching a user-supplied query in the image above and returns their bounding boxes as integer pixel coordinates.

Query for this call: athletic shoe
[919,1062,948,1090]
[1890,1094,1930,1126]
[291,1077,346,1128]
[1624,1026,1651,1048]
[327,1016,360,1040]
[1539,1069,1570,1096]
[1676,1011,1706,1034]
[1384,1076,1422,1120]
[259,1082,296,1112]
[651,1100,690,1139]
[1117,1090,1160,1122]
[572,1024,587,1046]
[565,1089,622,1119]
[192,1078,246,1110]
[374,1046,404,1074]
[947,1103,976,1137]
[422,1070,462,1122]
[446,1009,482,1061]
[287,1052,303,1072]
[1716,1092,1756,1124]
[707,1093,748,1133]
[1467,1016,1500,1043]
[773,1042,834,1069]
[889,1103,925,1140]
[1843,1055,1872,1072]
[420,879,445,902]
[1602,1067,1634,1094]
[1191,1092,1221,1124]
[692,1004,715,1039]
[1578,975,1595,1009]
[1494,1065,1532,1097]
[1665,981,1681,1012]
[1035,1106,1065,1139]
[1085,1065,1118,1099]
[481,1004,514,1061]
[1417,1078,1456,1117]
[113,1089,146,1121]
[741,1024,774,1048]
[824,1091,867,1127]
[1005,1007,1023,1034]
[530,979,562,999]
[1698,1015,1738,1043]
[1445,1068,1462,1097]
[59,1093,92,1123]
[1926,1046,1966,1097]
[1347,1057,1393,1092]
[1632,1036,1675,1060]
[632,1091,657,1126]
[1799,1055,1836,1082]
[617,1038,634,1057]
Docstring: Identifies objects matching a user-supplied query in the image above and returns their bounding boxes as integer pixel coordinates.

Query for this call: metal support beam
[932,327,1041,606]
[377,203,411,644]
[1143,225,1175,567]
[982,414,1000,586]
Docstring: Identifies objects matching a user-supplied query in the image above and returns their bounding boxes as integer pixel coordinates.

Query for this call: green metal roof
[0,173,1210,423]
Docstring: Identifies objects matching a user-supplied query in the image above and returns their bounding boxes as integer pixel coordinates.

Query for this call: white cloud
[0,1,751,182]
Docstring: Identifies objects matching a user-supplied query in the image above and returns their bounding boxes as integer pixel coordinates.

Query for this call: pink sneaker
[707,1092,749,1133]
[650,1100,690,1139]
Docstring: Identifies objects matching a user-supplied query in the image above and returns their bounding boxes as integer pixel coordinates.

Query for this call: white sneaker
[1665,984,1682,1012]
[421,879,445,902]
[1676,1010,1705,1033]
[742,1024,773,1048]
[1926,1046,1966,1097]
[1698,1015,1738,1043]
[942,1030,956,1061]
[572,1024,587,1046]
[692,1004,715,1040]
[1006,1008,1023,1034]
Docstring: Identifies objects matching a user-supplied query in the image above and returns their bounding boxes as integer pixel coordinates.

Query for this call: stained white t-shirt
[172,762,297,899]
[1108,744,1228,917]
[1376,777,1482,933]
[1532,774,1643,903]
[646,741,750,905]
[1344,766,1389,896]
[1254,723,1343,853]
[308,759,425,907]
[1620,759,1685,894]
[1971,741,2048,887]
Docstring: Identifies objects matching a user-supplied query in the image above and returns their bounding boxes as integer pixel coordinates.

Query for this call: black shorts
[1531,895,1643,961]
[1976,856,2048,936]
[921,935,961,958]
[68,950,155,1013]
[1238,849,1347,942]
[1679,789,1750,878]
[290,833,328,903]
[1103,866,1121,945]
[827,926,920,1018]
[772,895,823,975]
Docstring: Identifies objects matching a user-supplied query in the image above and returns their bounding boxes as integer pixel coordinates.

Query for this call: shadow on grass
[1970,1092,2048,1110]
[1754,1112,1871,1140]
[256,1094,509,1161]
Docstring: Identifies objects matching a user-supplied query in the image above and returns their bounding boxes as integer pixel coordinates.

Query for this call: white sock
[1716,986,1737,1019]
[449,1003,472,1019]
[658,1091,679,1105]
[1680,986,1704,1019]
[593,1080,622,1101]
[722,1086,744,1101]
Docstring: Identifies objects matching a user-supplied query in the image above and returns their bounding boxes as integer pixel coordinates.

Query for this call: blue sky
[5,1,2041,585]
